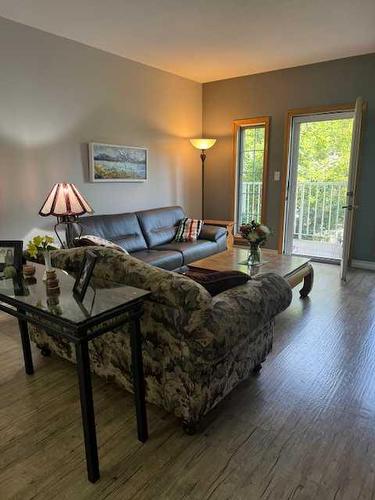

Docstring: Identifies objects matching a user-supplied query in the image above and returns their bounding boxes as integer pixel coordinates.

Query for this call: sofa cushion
[131,249,183,270]
[154,240,218,265]
[136,206,185,248]
[71,213,148,252]
[182,268,250,296]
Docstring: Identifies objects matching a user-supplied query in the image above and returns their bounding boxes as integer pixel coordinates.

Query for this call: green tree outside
[240,119,353,184]
[298,118,353,182]
[239,119,354,235]
[240,126,265,183]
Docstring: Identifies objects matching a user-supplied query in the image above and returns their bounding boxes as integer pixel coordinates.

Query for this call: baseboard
[351,259,375,271]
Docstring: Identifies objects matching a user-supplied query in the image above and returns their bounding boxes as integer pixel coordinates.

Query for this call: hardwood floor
[1,263,375,499]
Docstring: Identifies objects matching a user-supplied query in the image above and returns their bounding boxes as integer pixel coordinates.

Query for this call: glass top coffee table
[190,247,314,297]
[0,264,150,483]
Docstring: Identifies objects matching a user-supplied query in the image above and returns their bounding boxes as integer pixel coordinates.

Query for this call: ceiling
[0,0,374,82]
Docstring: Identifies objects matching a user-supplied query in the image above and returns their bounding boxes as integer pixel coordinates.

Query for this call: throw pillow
[74,235,129,254]
[183,267,250,296]
[175,218,203,242]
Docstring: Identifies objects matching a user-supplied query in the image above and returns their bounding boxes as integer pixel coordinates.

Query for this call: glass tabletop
[0,264,150,325]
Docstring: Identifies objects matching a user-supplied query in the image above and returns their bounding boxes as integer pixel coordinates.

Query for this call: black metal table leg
[130,317,148,443]
[17,317,34,375]
[75,341,100,483]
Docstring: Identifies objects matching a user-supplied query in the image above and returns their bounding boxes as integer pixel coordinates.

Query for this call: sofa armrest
[193,273,292,349]
[199,225,227,242]
[214,272,292,323]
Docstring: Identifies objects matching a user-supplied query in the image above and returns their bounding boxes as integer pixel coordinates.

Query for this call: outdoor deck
[240,180,346,261]
[292,238,342,260]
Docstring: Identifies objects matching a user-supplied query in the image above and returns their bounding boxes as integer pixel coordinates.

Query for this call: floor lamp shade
[190,138,216,151]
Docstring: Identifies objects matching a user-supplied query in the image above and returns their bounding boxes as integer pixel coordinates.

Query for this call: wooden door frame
[277,103,355,254]
[231,116,271,236]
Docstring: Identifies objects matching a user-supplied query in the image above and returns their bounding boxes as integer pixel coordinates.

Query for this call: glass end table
[0,264,150,483]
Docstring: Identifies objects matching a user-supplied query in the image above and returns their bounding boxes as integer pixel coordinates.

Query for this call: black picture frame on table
[73,250,98,302]
[0,240,23,276]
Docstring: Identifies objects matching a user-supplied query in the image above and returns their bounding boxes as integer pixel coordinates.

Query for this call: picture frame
[0,240,23,277]
[89,142,148,183]
[73,250,98,302]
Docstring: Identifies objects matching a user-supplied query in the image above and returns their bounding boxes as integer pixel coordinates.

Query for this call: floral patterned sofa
[29,247,292,431]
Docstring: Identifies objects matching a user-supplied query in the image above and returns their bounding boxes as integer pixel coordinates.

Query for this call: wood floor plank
[1,263,375,499]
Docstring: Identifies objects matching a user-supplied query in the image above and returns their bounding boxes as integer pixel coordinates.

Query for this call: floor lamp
[190,138,216,220]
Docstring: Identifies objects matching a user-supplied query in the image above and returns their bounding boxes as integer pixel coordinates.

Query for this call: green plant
[27,235,56,258]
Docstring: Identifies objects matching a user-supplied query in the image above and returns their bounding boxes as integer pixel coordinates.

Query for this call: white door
[284,110,354,261]
[340,97,365,281]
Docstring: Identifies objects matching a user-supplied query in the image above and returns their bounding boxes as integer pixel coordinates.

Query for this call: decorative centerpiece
[239,221,271,266]
[26,235,57,280]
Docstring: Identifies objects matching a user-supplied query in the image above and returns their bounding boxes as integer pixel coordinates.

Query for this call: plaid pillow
[175,218,203,242]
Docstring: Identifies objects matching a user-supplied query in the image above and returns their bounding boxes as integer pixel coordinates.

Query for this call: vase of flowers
[239,221,271,266]
[27,235,57,280]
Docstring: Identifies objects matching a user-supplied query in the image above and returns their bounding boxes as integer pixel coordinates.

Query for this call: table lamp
[190,138,216,219]
[39,183,93,248]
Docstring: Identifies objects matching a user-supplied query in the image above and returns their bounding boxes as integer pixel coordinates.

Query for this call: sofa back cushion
[71,213,148,252]
[50,246,212,335]
[136,206,185,248]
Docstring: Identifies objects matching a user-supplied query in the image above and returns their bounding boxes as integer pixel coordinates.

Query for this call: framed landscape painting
[89,143,148,182]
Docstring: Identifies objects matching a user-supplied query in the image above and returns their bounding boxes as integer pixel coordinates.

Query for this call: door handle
[342,205,359,210]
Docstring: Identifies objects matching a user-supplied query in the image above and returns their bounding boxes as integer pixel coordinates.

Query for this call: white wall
[0,17,202,242]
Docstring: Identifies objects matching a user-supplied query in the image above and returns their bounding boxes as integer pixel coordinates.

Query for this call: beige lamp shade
[190,138,216,151]
[39,183,93,217]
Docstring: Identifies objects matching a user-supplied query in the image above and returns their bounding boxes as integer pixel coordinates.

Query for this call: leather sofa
[72,206,227,271]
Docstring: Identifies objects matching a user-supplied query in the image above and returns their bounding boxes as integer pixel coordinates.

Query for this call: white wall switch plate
[274,171,281,181]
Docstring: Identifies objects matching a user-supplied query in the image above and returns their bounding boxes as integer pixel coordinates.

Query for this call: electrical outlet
[274,171,281,181]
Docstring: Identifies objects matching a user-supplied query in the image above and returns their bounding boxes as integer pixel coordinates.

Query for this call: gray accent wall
[0,17,202,241]
[203,54,375,261]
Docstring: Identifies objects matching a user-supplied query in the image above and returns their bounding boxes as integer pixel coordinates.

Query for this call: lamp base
[201,150,206,220]
[54,215,82,249]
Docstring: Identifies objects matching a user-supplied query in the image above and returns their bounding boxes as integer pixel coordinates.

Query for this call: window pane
[255,126,265,150]
[242,151,255,179]
[254,150,264,181]
[241,128,256,151]
[237,124,266,227]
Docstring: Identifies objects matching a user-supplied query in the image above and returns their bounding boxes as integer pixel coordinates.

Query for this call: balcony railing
[293,181,347,242]
[239,180,347,242]
[239,181,262,224]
